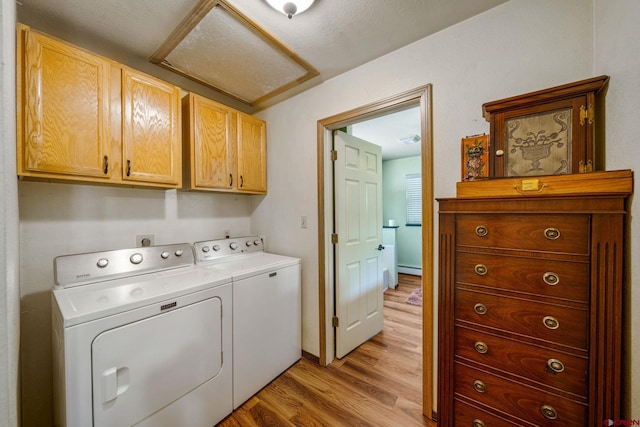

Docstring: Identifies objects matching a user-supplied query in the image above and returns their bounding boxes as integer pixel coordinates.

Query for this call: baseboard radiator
[397,265,422,276]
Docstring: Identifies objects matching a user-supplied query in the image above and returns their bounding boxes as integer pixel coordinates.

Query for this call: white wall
[594,0,640,418]
[19,181,253,426]
[253,0,593,361]
[253,0,640,417]
[0,0,19,425]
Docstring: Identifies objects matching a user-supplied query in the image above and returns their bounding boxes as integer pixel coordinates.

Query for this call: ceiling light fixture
[266,0,316,19]
[398,135,421,145]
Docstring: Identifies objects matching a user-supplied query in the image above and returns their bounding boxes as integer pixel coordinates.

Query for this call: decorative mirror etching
[504,108,572,176]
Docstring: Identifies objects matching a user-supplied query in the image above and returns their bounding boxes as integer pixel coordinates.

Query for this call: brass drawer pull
[544,227,560,240]
[543,316,559,330]
[474,341,488,354]
[540,405,558,420]
[472,419,486,427]
[475,225,488,237]
[474,264,488,276]
[546,358,565,374]
[472,380,486,393]
[474,303,488,315]
[543,272,559,286]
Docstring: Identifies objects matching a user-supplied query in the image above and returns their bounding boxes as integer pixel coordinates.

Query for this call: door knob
[376,244,385,251]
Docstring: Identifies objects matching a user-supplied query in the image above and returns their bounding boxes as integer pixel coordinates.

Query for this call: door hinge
[330,150,337,161]
[332,316,339,327]
[331,233,338,244]
[579,104,594,125]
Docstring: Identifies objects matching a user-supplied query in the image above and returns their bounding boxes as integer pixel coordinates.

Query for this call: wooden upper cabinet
[183,93,236,190]
[19,26,111,180]
[237,112,267,194]
[183,93,267,194]
[16,24,182,189]
[122,69,181,186]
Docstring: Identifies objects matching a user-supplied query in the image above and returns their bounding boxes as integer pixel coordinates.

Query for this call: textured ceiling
[16,0,507,158]
[17,0,507,110]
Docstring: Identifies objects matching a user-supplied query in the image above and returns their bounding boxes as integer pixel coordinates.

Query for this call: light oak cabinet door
[17,25,182,189]
[19,27,111,180]
[183,93,266,194]
[237,112,267,194]
[183,93,236,190]
[122,69,181,186]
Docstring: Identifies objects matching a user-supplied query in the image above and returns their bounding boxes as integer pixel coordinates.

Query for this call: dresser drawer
[456,288,588,350]
[456,252,589,302]
[454,399,524,427]
[455,362,587,426]
[456,214,590,254]
[455,326,588,398]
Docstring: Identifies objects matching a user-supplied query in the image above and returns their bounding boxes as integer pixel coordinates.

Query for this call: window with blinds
[406,173,422,226]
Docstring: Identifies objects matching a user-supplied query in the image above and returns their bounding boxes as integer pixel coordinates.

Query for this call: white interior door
[334,130,384,359]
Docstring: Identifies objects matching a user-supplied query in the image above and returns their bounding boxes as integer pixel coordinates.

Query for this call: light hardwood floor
[218,274,435,427]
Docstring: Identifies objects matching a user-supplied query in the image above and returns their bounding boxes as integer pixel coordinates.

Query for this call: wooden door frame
[316,84,434,418]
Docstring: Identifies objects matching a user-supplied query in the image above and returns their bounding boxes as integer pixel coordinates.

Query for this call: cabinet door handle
[474,341,488,354]
[545,358,565,374]
[474,264,488,276]
[472,420,486,427]
[240,175,244,188]
[126,160,131,177]
[543,272,559,286]
[472,380,486,393]
[475,225,488,237]
[229,173,233,187]
[544,227,560,240]
[543,316,559,330]
[540,405,558,420]
[474,303,488,315]
[103,156,109,174]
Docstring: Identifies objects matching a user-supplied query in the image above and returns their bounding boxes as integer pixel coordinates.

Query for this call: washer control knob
[202,246,210,253]
[254,240,261,246]
[130,253,143,264]
[161,251,170,259]
[246,241,253,247]
[213,245,221,251]
[175,249,184,257]
[229,242,239,250]
[97,258,109,268]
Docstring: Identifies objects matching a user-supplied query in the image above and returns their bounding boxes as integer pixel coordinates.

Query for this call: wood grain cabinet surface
[121,68,181,186]
[17,24,182,188]
[18,25,111,180]
[183,92,267,194]
[437,171,632,426]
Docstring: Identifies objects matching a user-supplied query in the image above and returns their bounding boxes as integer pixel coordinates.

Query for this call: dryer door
[91,296,222,427]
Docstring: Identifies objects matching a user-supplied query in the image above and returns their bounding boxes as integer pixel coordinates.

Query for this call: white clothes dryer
[193,236,301,409]
[51,243,233,427]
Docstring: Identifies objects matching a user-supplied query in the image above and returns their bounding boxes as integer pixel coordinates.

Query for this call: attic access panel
[151,0,318,106]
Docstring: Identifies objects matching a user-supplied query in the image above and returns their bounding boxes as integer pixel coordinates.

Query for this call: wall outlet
[136,234,154,247]
[224,229,231,238]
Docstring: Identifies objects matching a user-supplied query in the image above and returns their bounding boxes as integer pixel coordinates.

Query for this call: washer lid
[53,266,231,327]
[200,252,300,281]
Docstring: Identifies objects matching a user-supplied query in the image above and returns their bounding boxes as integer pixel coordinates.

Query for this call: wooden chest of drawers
[437,177,631,426]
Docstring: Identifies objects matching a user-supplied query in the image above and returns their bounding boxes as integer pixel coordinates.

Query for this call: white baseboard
[398,265,422,276]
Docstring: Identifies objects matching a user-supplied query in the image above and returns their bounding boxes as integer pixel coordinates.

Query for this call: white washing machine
[193,236,301,409]
[51,243,233,427]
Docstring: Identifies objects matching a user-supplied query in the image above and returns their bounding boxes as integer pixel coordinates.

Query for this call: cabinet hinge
[332,316,339,327]
[579,104,594,125]
[331,150,338,161]
[331,233,338,244]
[578,160,593,173]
